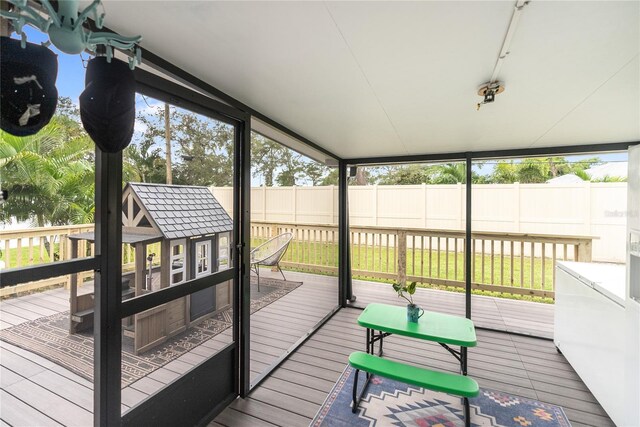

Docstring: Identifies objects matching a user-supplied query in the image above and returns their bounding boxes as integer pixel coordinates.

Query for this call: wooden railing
[252,220,595,298]
[0,224,136,297]
[2,221,594,299]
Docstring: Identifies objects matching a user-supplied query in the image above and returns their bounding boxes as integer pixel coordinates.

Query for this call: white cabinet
[554,261,626,426]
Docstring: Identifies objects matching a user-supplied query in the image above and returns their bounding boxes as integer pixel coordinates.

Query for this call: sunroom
[0,1,638,427]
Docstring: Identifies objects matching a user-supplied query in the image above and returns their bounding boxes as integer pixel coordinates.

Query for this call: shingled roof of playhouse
[127,183,233,240]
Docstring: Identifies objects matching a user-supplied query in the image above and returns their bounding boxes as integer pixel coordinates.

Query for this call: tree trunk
[164,103,172,184]
[355,167,367,185]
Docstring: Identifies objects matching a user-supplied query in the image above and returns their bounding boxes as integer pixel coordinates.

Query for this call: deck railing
[0,224,135,297]
[253,220,594,298]
[1,221,594,298]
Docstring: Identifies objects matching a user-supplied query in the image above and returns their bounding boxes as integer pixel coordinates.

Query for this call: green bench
[349,351,479,426]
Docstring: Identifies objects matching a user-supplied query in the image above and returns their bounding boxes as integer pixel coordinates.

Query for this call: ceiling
[101,1,640,161]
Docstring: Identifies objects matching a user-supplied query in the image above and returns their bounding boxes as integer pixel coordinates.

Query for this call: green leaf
[392,283,402,293]
[407,282,417,295]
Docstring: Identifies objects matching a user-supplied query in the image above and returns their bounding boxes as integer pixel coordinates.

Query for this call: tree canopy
[0,99,94,226]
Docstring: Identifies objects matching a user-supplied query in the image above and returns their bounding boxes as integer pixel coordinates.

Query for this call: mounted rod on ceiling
[477,0,529,110]
[489,0,529,84]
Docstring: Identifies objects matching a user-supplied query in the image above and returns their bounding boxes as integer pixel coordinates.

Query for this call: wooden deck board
[0,390,62,427]
[3,378,93,426]
[211,275,612,427]
[0,270,612,427]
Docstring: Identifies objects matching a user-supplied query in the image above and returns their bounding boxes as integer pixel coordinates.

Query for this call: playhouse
[68,183,233,353]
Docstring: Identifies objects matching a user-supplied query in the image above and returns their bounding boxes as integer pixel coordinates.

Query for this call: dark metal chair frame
[250,232,293,291]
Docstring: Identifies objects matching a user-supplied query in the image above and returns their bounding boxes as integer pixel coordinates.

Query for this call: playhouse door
[190,237,217,321]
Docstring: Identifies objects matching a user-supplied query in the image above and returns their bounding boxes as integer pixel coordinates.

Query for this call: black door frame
[118,68,252,425]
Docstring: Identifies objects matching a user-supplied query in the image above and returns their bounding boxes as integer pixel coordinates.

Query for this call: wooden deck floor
[212,308,613,427]
[0,271,610,426]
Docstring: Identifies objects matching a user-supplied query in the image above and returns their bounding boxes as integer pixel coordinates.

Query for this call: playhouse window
[218,233,230,270]
[170,239,186,286]
[196,242,210,274]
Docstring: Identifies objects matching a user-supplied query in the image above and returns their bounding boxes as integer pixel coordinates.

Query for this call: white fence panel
[210,182,628,262]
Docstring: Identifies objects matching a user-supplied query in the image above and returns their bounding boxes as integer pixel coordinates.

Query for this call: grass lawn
[2,241,141,269]
[4,238,555,304]
[1,243,60,267]
[258,238,556,303]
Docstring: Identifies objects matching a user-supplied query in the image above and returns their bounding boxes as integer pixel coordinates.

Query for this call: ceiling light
[477,82,506,110]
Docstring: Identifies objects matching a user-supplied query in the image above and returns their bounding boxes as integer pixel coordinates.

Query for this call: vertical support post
[164,103,172,184]
[69,239,79,334]
[234,116,251,397]
[465,154,472,321]
[134,243,146,296]
[93,150,123,427]
[397,230,407,286]
[576,240,592,262]
[339,161,352,306]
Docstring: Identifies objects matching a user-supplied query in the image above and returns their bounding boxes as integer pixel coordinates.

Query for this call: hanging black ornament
[0,36,59,137]
[80,56,136,153]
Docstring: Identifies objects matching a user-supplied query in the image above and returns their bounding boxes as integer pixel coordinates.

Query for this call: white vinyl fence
[211,183,628,263]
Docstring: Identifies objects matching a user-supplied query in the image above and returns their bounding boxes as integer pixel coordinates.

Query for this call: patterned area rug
[311,365,572,427]
[0,276,300,386]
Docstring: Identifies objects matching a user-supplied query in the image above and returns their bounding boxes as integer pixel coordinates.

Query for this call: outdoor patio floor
[0,270,611,426]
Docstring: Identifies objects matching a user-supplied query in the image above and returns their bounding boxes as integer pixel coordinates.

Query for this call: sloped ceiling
[102,1,640,159]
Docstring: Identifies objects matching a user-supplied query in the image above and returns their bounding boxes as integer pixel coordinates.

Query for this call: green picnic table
[350,303,479,427]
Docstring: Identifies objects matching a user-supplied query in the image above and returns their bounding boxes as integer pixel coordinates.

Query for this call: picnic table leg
[351,367,373,414]
[460,347,468,375]
[461,346,470,427]
[463,397,470,427]
[352,368,359,413]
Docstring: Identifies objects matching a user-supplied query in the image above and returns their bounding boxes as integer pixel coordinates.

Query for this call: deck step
[349,351,479,398]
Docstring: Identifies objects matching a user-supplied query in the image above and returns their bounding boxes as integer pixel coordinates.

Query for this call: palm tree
[573,169,590,181]
[491,161,519,183]
[516,159,548,183]
[433,163,467,184]
[432,163,487,184]
[0,119,94,227]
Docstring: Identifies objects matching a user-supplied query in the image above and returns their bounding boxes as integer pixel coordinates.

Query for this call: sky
[17,27,629,183]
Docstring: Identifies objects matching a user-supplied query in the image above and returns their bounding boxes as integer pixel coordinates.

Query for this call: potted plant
[392,281,424,323]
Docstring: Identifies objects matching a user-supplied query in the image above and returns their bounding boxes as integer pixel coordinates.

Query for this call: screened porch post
[465,153,472,320]
[235,116,251,397]
[93,149,123,426]
[339,160,351,307]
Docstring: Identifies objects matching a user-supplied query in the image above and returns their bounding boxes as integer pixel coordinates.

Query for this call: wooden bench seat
[349,351,479,425]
